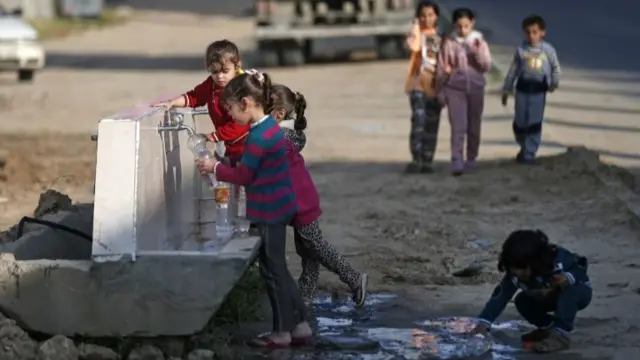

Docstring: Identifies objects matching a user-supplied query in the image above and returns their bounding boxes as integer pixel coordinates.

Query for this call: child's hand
[469,324,490,335]
[196,158,217,175]
[205,133,216,142]
[551,274,570,289]
[444,65,453,74]
[152,100,174,111]
[501,93,509,107]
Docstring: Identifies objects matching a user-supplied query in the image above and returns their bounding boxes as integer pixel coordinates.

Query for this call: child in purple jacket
[270,84,369,307]
[436,8,492,176]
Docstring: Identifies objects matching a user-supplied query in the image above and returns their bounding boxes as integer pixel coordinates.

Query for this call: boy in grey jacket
[502,15,561,164]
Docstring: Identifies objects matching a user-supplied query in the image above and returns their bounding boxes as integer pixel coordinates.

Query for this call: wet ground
[228,293,586,360]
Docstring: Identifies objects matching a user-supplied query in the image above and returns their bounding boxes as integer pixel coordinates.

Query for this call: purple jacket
[436,30,492,100]
[280,120,322,226]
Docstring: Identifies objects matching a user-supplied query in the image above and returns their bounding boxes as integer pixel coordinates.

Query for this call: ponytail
[261,73,273,112]
[293,91,307,131]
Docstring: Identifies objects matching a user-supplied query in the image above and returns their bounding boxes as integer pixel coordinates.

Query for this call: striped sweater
[215,115,297,224]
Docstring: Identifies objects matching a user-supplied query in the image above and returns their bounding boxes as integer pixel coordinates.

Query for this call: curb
[571,147,640,229]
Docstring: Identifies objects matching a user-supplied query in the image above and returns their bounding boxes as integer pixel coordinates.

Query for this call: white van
[0,6,45,82]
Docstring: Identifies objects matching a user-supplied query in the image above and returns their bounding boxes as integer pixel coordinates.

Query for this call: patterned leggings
[409,91,442,163]
[294,220,361,301]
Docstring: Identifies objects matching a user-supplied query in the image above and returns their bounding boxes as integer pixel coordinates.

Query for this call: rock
[33,190,73,218]
[186,349,214,360]
[39,335,79,360]
[78,344,120,360]
[126,345,163,360]
[452,260,484,278]
[0,318,39,360]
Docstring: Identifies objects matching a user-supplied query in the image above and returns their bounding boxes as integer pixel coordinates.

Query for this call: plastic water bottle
[235,186,251,234]
[187,134,234,240]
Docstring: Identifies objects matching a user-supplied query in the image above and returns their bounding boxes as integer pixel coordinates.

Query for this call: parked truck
[254,0,415,67]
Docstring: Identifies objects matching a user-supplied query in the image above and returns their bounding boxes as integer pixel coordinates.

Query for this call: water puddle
[243,293,538,359]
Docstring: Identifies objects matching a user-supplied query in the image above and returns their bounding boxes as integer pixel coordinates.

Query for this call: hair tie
[294,91,301,101]
[245,68,264,83]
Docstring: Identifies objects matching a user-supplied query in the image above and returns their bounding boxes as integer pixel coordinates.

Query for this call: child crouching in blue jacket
[469,229,591,353]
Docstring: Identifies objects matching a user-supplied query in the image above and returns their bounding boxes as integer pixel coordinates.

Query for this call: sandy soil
[1,10,640,359]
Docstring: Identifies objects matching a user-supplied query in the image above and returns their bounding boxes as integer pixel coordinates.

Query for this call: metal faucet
[157,109,195,135]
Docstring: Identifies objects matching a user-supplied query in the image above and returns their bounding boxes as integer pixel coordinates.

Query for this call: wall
[92,105,219,261]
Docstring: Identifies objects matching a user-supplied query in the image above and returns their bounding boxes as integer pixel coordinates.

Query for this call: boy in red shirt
[153,40,249,161]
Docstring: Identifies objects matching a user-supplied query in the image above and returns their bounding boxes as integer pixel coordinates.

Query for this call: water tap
[157,109,195,135]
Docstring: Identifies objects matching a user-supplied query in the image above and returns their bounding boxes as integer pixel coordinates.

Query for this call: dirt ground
[1,10,640,359]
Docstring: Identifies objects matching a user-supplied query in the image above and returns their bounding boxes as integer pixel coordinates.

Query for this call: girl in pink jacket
[436,8,492,176]
[270,84,369,308]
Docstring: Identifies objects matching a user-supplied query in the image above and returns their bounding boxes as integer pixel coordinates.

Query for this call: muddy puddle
[237,293,577,360]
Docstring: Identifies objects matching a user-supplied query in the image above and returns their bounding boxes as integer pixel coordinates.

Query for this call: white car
[0,6,45,82]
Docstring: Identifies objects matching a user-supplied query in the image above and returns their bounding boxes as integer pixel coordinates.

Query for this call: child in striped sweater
[270,84,369,307]
[196,72,312,348]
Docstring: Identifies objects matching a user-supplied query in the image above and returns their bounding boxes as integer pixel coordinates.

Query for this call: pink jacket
[280,120,322,227]
[436,30,492,97]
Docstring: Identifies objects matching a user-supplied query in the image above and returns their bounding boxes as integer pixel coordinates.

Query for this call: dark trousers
[409,91,442,163]
[257,223,308,332]
[515,284,592,332]
[513,91,546,160]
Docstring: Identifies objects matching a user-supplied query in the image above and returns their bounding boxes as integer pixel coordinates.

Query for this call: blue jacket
[478,246,589,325]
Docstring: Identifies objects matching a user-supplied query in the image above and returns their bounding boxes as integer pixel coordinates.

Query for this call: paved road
[435,0,640,167]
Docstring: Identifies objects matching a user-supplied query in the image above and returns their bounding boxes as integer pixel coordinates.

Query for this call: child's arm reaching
[502,49,522,94]
[473,275,519,332]
[212,118,250,144]
[543,43,561,91]
[152,78,211,110]
[213,141,264,186]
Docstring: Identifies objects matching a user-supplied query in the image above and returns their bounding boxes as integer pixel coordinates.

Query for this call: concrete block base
[0,237,260,337]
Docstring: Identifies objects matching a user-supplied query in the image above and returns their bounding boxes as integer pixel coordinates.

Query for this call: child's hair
[414,0,440,19]
[497,229,557,275]
[222,72,273,111]
[522,14,546,31]
[271,84,308,131]
[451,7,475,22]
[205,39,240,67]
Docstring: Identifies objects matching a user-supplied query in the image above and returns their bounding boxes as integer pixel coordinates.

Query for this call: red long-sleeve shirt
[182,77,250,159]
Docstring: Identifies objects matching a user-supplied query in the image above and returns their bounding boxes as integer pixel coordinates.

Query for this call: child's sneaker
[420,163,434,174]
[451,161,464,176]
[464,160,476,172]
[533,329,570,353]
[352,273,368,308]
[405,161,422,174]
[521,328,551,342]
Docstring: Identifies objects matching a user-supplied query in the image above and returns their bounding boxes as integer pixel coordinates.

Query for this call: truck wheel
[376,36,399,60]
[18,70,34,82]
[261,49,280,68]
[281,46,305,67]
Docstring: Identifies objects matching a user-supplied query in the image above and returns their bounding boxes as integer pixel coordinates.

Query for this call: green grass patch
[213,265,265,325]
[28,9,128,40]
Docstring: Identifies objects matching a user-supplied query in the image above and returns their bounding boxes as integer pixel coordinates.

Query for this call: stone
[78,344,120,360]
[0,318,39,360]
[186,349,214,360]
[126,345,163,360]
[33,190,73,218]
[39,335,79,360]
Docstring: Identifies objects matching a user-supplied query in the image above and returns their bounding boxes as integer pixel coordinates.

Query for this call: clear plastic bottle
[187,134,234,240]
[235,185,251,234]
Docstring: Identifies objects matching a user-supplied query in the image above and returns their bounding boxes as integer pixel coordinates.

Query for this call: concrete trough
[0,104,261,337]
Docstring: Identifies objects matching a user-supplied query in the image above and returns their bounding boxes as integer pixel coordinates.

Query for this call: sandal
[247,336,290,349]
[352,273,369,308]
[291,335,314,346]
[532,331,570,353]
